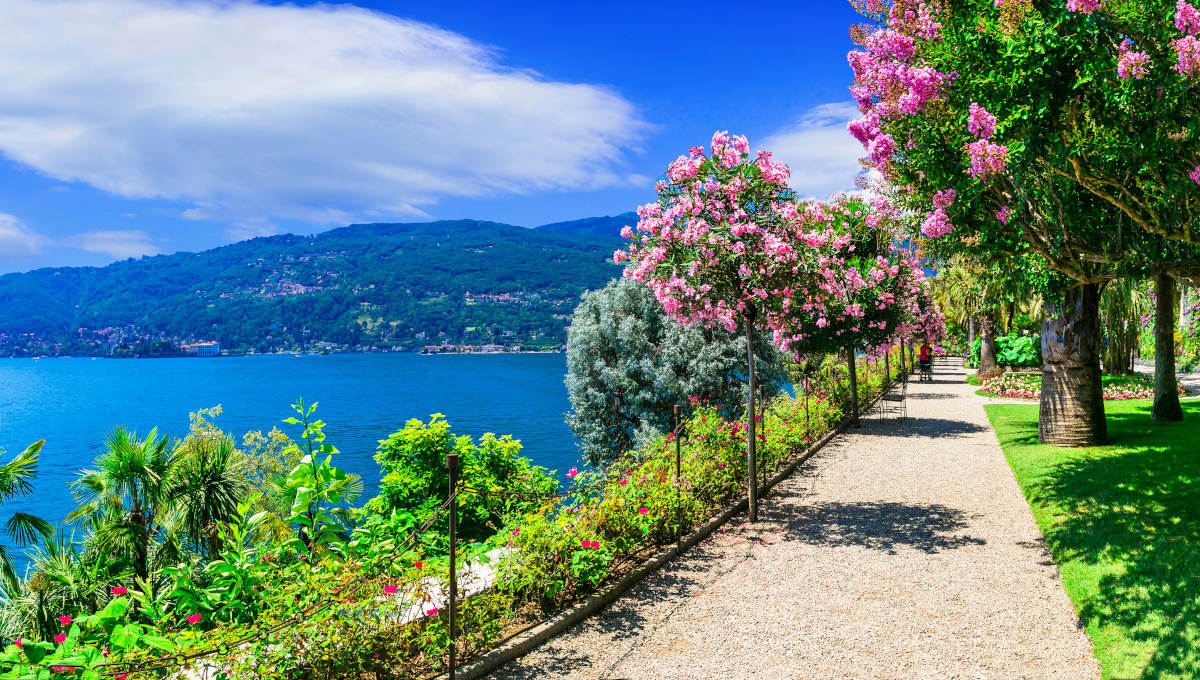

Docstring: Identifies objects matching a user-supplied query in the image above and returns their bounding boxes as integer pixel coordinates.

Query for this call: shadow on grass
[778,500,985,555]
[991,402,1200,678]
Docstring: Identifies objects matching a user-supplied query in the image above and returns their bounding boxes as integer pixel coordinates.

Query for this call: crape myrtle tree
[615,131,828,522]
[845,0,1200,442]
[564,277,788,467]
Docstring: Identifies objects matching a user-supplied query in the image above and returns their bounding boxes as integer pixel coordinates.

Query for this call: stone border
[435,388,892,680]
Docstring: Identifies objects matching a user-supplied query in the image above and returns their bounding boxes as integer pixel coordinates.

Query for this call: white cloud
[0,214,46,256]
[62,230,162,259]
[760,102,867,200]
[0,0,646,225]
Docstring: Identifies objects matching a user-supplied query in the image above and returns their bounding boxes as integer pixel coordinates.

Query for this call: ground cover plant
[985,400,1200,679]
[981,373,1188,401]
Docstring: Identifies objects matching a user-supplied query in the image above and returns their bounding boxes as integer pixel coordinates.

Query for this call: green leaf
[141,636,177,652]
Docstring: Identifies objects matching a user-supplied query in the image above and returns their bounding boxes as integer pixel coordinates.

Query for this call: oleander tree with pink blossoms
[845,0,1200,444]
[615,131,826,521]
[768,195,940,423]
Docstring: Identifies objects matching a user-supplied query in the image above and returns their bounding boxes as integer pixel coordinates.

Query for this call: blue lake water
[0,353,579,575]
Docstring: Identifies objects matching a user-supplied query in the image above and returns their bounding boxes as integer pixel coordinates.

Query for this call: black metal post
[745,317,758,523]
[446,451,458,680]
[674,403,682,553]
[803,374,809,439]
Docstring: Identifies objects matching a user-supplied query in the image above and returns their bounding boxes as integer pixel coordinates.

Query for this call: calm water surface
[0,353,578,574]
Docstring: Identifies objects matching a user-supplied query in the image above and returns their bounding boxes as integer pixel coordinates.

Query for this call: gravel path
[489,361,1099,680]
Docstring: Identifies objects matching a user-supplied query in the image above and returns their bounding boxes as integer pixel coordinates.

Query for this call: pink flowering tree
[771,195,941,422]
[615,132,823,521]
[846,0,1200,443]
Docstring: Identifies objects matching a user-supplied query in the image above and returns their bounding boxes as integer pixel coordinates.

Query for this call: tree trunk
[967,316,977,361]
[1007,300,1017,333]
[1039,284,1106,446]
[744,318,758,523]
[846,348,859,428]
[1153,273,1183,422]
[978,310,999,376]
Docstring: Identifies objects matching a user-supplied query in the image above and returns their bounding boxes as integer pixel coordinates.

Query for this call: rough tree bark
[1039,284,1106,446]
[977,310,1000,376]
[967,317,977,360]
[1152,273,1183,422]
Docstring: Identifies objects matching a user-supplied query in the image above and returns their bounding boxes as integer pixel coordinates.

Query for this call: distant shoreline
[3,350,565,360]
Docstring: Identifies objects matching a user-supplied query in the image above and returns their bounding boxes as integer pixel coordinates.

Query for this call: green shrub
[369,415,558,543]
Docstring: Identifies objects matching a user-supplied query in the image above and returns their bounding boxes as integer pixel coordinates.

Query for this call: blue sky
[0,0,865,273]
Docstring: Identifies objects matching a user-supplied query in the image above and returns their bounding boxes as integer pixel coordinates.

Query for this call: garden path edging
[434,388,891,680]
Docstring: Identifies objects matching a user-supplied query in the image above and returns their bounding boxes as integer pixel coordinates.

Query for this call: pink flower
[54,633,66,644]
[426,608,439,617]
[57,616,72,626]
[511,528,520,536]
[1179,0,1200,35]
[966,103,997,139]
[186,613,202,625]
[920,209,953,238]
[619,479,627,486]
[996,205,1013,224]
[590,540,601,548]
[1174,35,1200,77]
[1190,166,1200,185]
[638,507,649,515]
[966,139,1009,179]
[14,638,21,649]
[1066,0,1101,13]
[566,467,578,479]
[1117,40,1151,80]
[384,585,398,595]
[111,586,127,596]
[414,561,423,569]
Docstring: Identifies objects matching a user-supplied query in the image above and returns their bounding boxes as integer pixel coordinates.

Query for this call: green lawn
[985,401,1200,679]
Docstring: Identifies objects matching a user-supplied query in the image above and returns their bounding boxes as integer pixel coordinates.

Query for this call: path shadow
[904,392,959,400]
[852,417,989,438]
[489,538,733,679]
[778,500,985,554]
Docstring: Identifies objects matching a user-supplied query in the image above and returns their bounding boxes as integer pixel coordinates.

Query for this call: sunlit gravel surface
[489,362,1099,680]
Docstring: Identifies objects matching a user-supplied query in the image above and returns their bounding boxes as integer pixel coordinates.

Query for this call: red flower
[111,586,128,596]
[57,615,72,626]
[186,613,202,625]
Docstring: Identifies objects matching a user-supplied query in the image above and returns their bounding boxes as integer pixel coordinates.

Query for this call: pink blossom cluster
[846,3,954,179]
[1175,2,1200,76]
[996,205,1014,224]
[966,138,1010,178]
[1066,0,1101,13]
[1190,166,1200,184]
[1178,0,1200,35]
[1117,40,1151,80]
[921,208,953,238]
[616,131,824,336]
[967,103,997,139]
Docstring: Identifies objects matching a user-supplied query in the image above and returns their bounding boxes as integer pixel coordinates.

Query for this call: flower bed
[981,372,1185,401]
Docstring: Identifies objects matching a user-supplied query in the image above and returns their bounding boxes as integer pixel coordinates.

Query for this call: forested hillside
[0,218,623,356]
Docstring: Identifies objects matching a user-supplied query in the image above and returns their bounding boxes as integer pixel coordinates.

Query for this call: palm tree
[68,428,177,579]
[165,431,251,555]
[0,441,54,583]
[0,531,109,641]
[1099,278,1149,376]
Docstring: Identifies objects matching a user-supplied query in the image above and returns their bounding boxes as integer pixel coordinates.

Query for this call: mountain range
[0,213,637,356]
